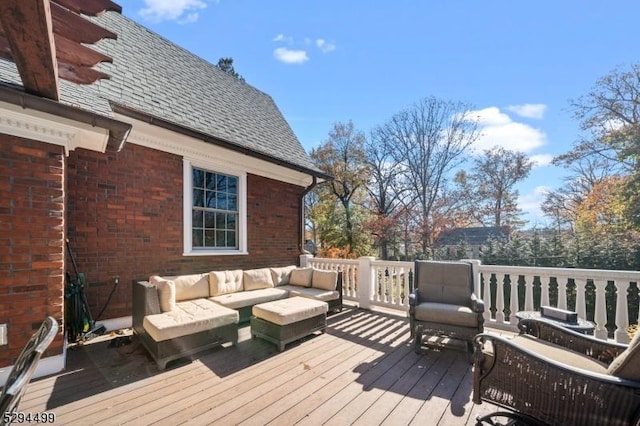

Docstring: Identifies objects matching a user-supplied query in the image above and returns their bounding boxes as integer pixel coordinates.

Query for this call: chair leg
[414,327,423,354]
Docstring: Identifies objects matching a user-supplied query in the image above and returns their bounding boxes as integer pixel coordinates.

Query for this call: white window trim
[183,158,248,256]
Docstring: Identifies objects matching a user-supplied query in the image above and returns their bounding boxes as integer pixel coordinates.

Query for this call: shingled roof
[0,10,327,180]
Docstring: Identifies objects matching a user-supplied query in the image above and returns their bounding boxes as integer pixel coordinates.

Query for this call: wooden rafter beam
[0,0,59,100]
[53,0,122,16]
[51,2,117,44]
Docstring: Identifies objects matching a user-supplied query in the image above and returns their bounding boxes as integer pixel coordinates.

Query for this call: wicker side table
[515,310,595,335]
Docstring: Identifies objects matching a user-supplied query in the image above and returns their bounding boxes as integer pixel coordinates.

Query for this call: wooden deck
[18,306,510,425]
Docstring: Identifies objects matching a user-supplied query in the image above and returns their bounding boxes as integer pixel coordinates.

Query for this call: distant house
[0,1,329,380]
[435,226,508,259]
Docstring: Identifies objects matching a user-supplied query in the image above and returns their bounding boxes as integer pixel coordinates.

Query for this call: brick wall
[0,135,65,367]
[67,143,304,320]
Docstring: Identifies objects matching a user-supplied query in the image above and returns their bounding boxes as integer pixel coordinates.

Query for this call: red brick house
[0,1,329,383]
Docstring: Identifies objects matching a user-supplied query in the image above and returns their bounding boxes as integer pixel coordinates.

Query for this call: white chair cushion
[414,302,478,327]
[289,267,313,287]
[149,275,176,312]
[209,270,243,296]
[311,269,338,291]
[143,298,238,342]
[252,296,328,326]
[164,273,209,302]
[282,285,340,303]
[608,329,640,380]
[270,265,297,286]
[243,268,275,291]
[209,287,288,310]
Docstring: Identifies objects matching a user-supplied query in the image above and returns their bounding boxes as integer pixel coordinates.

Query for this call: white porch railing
[300,255,640,344]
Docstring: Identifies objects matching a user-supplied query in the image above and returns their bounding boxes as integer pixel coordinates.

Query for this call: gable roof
[0,10,329,180]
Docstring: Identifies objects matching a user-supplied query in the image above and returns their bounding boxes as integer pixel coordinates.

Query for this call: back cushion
[270,265,297,286]
[168,273,210,302]
[289,267,313,287]
[149,275,176,312]
[416,261,473,306]
[607,329,640,380]
[243,268,275,291]
[312,269,338,291]
[209,270,243,296]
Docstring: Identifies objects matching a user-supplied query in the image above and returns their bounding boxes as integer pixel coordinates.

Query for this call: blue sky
[123,1,640,227]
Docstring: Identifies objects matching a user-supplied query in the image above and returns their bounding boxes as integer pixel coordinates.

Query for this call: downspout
[299,175,318,254]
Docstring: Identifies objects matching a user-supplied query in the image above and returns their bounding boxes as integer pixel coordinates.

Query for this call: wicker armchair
[408,260,484,354]
[473,317,640,426]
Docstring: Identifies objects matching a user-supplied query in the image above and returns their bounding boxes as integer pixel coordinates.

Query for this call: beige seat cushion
[289,267,313,287]
[252,296,328,326]
[414,302,479,327]
[270,265,297,286]
[143,298,238,342]
[209,287,288,310]
[163,273,210,302]
[149,275,176,312]
[509,334,609,374]
[608,329,640,380]
[243,268,275,291]
[312,269,338,291]
[209,270,243,296]
[281,285,340,303]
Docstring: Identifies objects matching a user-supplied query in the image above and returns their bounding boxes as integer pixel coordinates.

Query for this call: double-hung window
[183,159,247,255]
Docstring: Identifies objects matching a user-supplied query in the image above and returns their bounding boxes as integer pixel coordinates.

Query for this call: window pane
[206,172,216,191]
[193,189,205,207]
[192,229,203,247]
[228,194,237,211]
[193,169,205,189]
[206,190,217,208]
[217,192,227,210]
[217,175,227,192]
[226,214,236,230]
[205,230,215,247]
[204,211,215,228]
[215,230,226,247]
[228,176,237,193]
[226,231,237,248]
[192,210,203,228]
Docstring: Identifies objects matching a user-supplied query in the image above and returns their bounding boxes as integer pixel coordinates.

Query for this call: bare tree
[378,97,480,254]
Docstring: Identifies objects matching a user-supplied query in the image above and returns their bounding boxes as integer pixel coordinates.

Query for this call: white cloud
[519,186,551,224]
[468,107,547,153]
[272,34,293,43]
[273,47,309,64]
[529,154,553,168]
[316,38,336,53]
[139,0,211,23]
[507,104,547,119]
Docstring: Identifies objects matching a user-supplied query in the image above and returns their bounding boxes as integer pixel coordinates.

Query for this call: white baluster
[615,281,630,344]
[510,275,518,324]
[540,275,550,308]
[558,279,568,310]
[575,278,586,319]
[496,273,506,324]
[481,272,491,324]
[524,274,534,311]
[594,280,608,340]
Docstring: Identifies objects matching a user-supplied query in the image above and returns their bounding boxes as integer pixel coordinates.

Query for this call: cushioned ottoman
[251,296,328,351]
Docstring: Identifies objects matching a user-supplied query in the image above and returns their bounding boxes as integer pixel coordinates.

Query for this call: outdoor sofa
[132,266,342,369]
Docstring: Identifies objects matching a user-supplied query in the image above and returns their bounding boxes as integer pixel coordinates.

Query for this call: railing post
[358,257,376,310]
[615,281,630,344]
[299,253,313,268]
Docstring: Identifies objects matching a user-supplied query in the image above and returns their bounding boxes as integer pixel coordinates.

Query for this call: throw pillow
[270,265,297,286]
[243,268,275,291]
[209,270,243,296]
[311,269,338,291]
[149,275,176,312]
[607,327,640,380]
[289,267,313,287]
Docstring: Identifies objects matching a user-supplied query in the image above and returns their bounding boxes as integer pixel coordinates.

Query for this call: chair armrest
[132,280,161,331]
[518,317,628,364]
[409,289,419,306]
[470,293,484,313]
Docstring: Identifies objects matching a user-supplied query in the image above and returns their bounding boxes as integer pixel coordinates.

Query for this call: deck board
[18,306,508,425]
